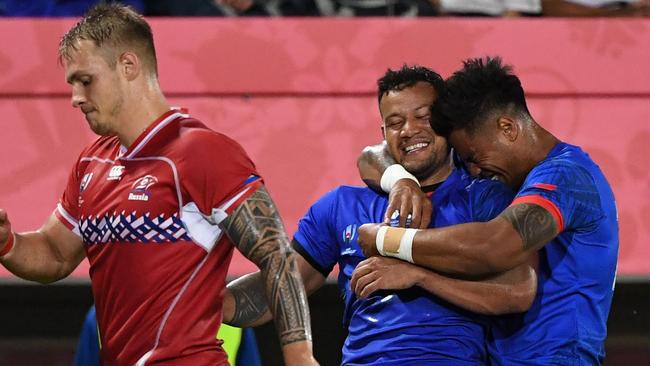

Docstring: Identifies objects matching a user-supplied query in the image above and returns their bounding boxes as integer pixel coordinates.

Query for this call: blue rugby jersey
[489,142,619,366]
[293,168,514,366]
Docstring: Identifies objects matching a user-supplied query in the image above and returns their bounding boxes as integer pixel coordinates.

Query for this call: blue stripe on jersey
[243,174,260,185]
[293,168,514,365]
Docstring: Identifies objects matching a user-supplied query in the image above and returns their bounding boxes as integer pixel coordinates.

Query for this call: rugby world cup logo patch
[128,175,158,201]
[342,224,357,244]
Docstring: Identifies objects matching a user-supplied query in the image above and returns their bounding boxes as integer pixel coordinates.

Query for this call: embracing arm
[218,186,317,365]
[357,141,394,191]
[351,252,538,315]
[359,202,558,277]
[222,252,327,328]
[0,210,85,284]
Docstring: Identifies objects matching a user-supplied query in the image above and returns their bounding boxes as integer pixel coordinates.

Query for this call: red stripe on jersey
[532,183,557,191]
[510,195,564,233]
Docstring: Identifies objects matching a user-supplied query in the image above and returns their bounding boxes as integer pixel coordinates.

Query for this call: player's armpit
[500,202,559,252]
[218,186,312,347]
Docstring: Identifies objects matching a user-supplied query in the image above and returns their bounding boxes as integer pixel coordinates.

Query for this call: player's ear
[119,51,140,81]
[497,116,519,142]
[380,124,386,138]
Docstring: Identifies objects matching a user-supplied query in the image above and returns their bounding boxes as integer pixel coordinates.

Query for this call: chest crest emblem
[128,175,158,201]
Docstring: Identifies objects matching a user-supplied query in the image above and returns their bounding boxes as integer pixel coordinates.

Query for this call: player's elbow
[489,268,538,315]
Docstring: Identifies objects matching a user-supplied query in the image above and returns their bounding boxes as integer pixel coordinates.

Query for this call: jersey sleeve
[470,179,515,222]
[512,161,601,234]
[54,153,85,237]
[292,188,341,277]
[181,130,261,218]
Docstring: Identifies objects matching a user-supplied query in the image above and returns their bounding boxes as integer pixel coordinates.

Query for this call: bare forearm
[411,203,555,277]
[1,231,82,283]
[412,220,525,277]
[415,262,536,315]
[261,249,312,345]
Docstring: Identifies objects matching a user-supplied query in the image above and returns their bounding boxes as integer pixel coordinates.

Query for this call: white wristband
[375,226,417,263]
[380,164,419,193]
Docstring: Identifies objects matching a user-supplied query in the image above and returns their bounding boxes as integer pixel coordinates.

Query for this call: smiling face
[64,40,125,136]
[380,82,450,185]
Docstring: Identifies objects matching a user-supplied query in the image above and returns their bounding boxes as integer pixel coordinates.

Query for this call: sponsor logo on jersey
[80,173,94,193]
[342,224,357,244]
[107,165,125,181]
[128,175,158,201]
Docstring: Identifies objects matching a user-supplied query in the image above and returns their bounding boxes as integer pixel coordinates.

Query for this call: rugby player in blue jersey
[357,57,618,365]
[222,65,539,365]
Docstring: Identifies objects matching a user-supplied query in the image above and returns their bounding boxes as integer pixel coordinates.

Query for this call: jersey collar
[118,109,187,159]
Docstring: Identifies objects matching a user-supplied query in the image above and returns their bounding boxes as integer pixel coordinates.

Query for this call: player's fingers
[353,271,376,297]
[420,199,432,229]
[410,197,422,229]
[0,209,7,222]
[358,278,380,298]
[399,197,412,227]
[350,262,372,291]
[384,198,399,224]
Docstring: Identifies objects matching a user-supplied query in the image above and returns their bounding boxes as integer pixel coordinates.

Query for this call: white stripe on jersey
[181,202,224,252]
[56,203,81,236]
[124,112,184,159]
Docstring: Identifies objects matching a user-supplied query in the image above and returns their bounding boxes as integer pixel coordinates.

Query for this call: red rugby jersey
[56,110,261,365]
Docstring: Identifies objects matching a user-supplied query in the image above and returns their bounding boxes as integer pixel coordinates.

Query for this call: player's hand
[350,257,424,298]
[0,209,13,251]
[384,178,432,229]
[282,341,320,366]
[357,223,382,258]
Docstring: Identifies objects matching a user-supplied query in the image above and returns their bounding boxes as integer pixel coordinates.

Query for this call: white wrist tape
[375,226,417,263]
[380,164,419,193]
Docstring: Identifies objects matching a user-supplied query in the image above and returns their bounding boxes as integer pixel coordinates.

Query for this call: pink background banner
[0,18,648,279]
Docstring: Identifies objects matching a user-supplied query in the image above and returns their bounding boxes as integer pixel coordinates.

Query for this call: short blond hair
[59,3,158,76]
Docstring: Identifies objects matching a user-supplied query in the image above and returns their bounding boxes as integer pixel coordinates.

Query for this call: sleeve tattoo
[500,203,558,251]
[219,186,312,345]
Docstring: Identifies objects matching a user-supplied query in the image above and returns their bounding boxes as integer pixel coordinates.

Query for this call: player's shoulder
[319,185,377,203]
[528,143,598,186]
[175,117,243,150]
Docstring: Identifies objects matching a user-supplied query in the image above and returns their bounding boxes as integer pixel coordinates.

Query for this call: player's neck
[115,91,170,148]
[419,154,454,186]
[516,124,561,183]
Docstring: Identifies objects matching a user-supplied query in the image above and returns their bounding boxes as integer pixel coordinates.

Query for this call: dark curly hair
[432,56,530,137]
[377,65,445,104]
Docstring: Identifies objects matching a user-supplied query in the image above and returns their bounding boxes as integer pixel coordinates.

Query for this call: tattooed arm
[358,203,558,278]
[222,253,327,328]
[218,186,319,366]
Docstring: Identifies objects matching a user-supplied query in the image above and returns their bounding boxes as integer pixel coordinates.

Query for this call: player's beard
[404,150,448,182]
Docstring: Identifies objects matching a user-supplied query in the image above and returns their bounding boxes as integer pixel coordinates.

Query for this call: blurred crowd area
[0,0,649,17]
